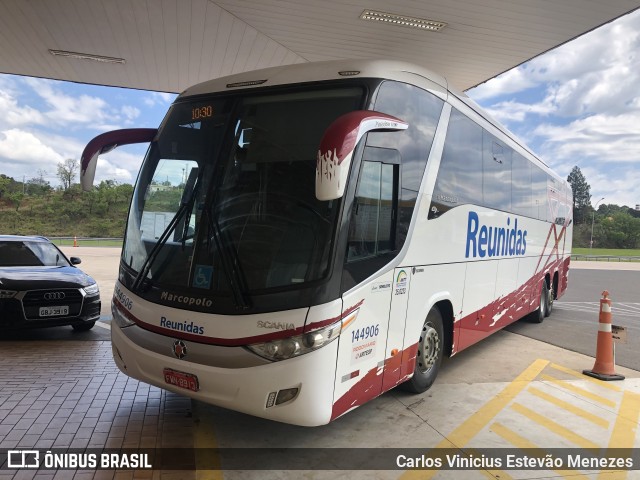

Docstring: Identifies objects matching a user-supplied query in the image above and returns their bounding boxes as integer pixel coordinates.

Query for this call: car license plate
[39,306,69,317]
[163,368,199,392]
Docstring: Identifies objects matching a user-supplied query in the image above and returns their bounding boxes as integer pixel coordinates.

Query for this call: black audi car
[0,235,100,331]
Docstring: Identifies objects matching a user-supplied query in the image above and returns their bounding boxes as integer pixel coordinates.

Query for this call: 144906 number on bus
[352,324,379,343]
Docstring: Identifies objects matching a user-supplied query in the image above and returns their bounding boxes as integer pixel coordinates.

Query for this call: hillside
[0,182,133,238]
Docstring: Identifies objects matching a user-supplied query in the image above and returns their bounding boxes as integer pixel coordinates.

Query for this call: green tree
[567,166,591,224]
[8,192,24,211]
[601,213,640,249]
[26,169,52,196]
[0,175,16,199]
[57,158,80,191]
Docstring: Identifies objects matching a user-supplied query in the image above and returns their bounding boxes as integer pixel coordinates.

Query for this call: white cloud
[468,67,538,101]
[469,9,640,116]
[93,147,146,185]
[121,105,141,122]
[0,129,64,164]
[143,91,176,107]
[467,9,640,207]
[20,78,142,131]
[484,99,555,123]
[24,78,111,127]
[0,90,45,128]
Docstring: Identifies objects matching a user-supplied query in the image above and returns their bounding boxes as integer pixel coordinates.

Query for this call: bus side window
[347,160,398,262]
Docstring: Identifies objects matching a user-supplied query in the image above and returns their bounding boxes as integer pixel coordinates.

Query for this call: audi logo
[44,292,66,300]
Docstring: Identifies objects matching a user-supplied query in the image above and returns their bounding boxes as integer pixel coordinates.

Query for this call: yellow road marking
[510,402,600,449]
[541,374,617,408]
[192,400,223,480]
[398,359,548,480]
[527,387,609,429]
[597,391,640,480]
[490,422,590,480]
[550,363,622,392]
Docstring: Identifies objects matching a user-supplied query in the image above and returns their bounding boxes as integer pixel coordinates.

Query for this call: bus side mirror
[315,111,408,201]
[80,128,158,191]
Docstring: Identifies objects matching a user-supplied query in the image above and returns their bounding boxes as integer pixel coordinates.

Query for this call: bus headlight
[247,321,341,361]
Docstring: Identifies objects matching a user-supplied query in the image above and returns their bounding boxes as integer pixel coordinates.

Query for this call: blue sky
[0,8,638,208]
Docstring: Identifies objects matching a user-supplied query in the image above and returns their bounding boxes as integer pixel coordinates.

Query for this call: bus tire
[545,283,554,317]
[529,282,547,324]
[401,306,444,394]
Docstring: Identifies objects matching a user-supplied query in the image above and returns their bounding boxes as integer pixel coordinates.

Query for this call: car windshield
[0,241,71,267]
[123,85,364,298]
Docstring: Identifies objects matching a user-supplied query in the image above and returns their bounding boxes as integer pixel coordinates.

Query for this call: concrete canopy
[0,0,638,93]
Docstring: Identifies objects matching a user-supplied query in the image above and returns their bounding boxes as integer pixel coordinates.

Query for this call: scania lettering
[257,321,295,331]
[82,59,572,426]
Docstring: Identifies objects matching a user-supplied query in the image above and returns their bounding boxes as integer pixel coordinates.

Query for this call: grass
[572,248,640,257]
[50,237,123,248]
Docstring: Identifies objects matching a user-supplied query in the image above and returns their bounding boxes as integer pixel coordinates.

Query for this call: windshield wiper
[204,208,251,309]
[132,175,200,293]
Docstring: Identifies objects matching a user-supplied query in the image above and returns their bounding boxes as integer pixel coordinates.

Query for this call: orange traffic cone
[73,236,78,247]
[583,291,624,381]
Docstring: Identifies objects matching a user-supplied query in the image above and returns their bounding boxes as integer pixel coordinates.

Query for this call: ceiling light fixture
[49,49,126,64]
[360,10,447,32]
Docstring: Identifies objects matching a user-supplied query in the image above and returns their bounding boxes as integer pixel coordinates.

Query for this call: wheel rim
[540,286,546,316]
[417,322,440,374]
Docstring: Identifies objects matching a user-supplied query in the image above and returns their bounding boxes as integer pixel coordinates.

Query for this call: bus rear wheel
[529,282,547,324]
[545,284,554,317]
[401,306,444,393]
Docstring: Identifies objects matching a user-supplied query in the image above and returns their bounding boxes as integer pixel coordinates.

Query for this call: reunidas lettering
[160,316,205,335]
[465,211,527,258]
[160,291,213,308]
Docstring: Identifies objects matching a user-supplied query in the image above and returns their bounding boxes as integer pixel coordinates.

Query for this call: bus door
[333,267,412,417]
[332,155,407,417]
[334,270,396,418]
[382,267,412,390]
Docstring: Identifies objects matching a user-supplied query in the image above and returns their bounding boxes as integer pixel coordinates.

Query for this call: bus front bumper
[111,322,338,426]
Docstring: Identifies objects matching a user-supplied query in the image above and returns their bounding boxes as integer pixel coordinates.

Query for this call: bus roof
[178,58,567,188]
[180,59,448,98]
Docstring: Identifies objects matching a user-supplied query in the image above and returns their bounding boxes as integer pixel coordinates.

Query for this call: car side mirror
[315,111,408,201]
[70,257,82,265]
[80,128,157,191]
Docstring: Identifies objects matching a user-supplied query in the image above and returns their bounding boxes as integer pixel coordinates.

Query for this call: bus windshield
[122,86,364,301]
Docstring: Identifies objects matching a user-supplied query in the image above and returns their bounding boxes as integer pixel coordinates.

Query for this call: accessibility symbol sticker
[193,265,213,289]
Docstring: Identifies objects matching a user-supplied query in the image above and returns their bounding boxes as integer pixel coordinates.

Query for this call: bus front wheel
[401,306,444,393]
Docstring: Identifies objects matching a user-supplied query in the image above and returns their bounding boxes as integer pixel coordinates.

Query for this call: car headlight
[112,300,136,328]
[0,289,17,299]
[246,321,342,361]
[83,283,100,296]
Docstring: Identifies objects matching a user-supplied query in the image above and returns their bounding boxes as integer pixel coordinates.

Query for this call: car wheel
[400,306,444,393]
[529,282,547,324]
[72,321,95,332]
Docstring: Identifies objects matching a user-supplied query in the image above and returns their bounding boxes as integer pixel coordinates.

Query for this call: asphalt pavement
[507,262,640,371]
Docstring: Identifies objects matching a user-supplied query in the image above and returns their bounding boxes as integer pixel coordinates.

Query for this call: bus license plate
[39,306,69,317]
[163,368,199,392]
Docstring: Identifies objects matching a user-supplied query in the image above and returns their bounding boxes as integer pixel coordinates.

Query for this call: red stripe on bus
[113,298,305,346]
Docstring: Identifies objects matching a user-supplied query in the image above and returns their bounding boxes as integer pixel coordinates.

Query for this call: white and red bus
[82,59,573,426]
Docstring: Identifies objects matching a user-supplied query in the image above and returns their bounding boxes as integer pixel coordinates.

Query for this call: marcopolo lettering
[465,211,527,258]
[160,316,205,335]
[160,291,213,308]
